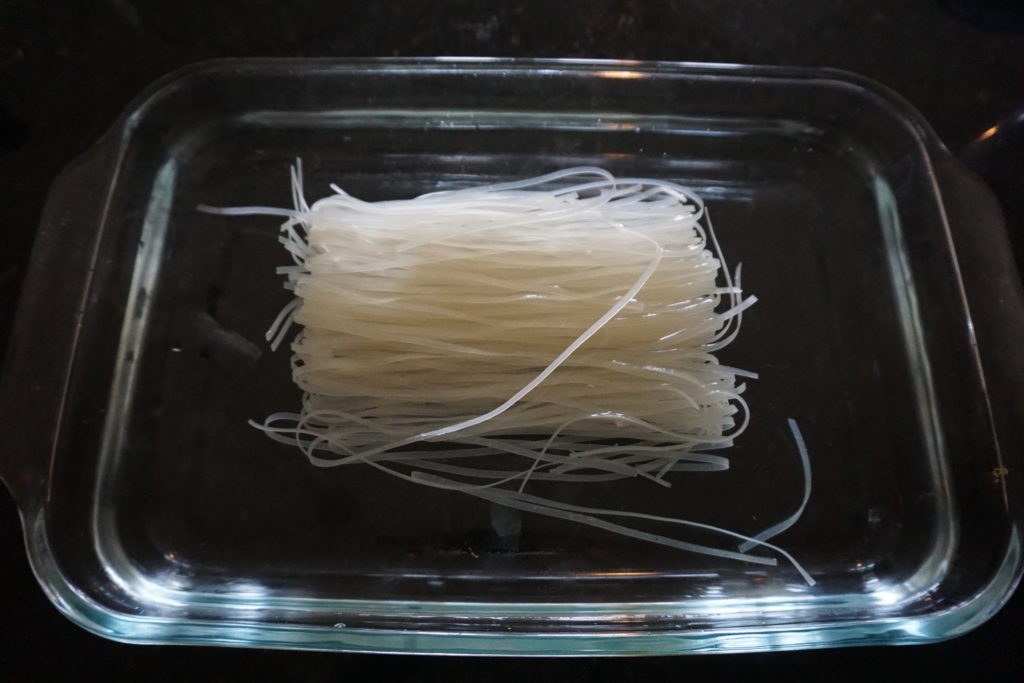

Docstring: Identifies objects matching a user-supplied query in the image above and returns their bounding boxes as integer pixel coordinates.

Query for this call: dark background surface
[1,1,1022,680]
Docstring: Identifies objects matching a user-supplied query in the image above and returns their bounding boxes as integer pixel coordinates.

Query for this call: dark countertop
[1,1,1022,680]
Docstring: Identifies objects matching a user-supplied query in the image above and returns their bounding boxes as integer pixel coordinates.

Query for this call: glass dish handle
[936,153,1024,520]
[0,140,117,512]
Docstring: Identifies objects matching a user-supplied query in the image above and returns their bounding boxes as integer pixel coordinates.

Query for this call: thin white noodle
[738,418,812,552]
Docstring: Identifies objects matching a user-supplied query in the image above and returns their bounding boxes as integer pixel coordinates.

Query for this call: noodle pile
[204,165,813,584]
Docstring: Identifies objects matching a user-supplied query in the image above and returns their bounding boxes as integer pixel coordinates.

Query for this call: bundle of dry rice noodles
[204,164,813,585]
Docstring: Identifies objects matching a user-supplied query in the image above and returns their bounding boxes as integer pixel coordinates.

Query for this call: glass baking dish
[2,58,1021,655]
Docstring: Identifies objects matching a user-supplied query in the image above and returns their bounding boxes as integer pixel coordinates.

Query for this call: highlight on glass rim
[201,163,814,585]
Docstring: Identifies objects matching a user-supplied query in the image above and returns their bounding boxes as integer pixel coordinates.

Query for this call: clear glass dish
[2,58,1021,655]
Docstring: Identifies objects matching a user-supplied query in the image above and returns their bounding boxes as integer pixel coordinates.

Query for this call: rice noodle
[203,163,813,585]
